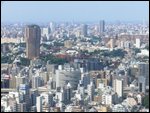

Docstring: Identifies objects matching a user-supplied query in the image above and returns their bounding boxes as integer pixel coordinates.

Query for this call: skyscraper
[81,24,88,37]
[137,62,149,86]
[25,25,41,59]
[135,38,141,48]
[49,22,56,33]
[42,27,50,40]
[138,76,146,93]
[36,96,43,112]
[113,79,123,99]
[99,20,105,35]
[87,81,95,101]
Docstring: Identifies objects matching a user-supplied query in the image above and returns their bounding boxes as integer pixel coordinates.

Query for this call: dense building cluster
[1,20,149,112]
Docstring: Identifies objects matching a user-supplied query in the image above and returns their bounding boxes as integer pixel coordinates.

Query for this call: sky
[1,1,149,23]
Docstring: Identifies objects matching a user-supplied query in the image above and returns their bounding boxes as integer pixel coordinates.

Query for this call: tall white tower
[113,79,123,98]
[36,96,42,112]
[49,22,56,33]
[135,38,140,48]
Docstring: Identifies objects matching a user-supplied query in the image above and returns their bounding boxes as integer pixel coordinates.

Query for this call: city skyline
[1,1,149,23]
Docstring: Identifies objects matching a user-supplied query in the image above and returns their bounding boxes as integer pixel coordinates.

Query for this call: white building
[36,96,42,112]
[87,82,95,101]
[135,38,140,48]
[113,79,123,98]
[42,27,50,40]
[49,22,56,33]
[112,104,128,112]
[102,94,112,105]
[55,64,81,89]
[32,76,43,88]
[136,94,142,104]
[56,89,64,102]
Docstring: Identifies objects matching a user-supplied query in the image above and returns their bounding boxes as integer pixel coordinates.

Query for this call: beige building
[64,40,72,48]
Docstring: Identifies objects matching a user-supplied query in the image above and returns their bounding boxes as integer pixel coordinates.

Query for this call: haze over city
[1,1,149,112]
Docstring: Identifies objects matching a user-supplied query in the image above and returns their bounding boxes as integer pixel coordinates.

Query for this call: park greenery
[40,54,68,65]
[81,49,127,58]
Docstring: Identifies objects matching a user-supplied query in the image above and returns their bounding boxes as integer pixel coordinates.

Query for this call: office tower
[87,82,95,101]
[25,25,41,59]
[138,76,146,93]
[36,96,43,112]
[56,87,65,102]
[49,22,56,33]
[41,92,54,107]
[64,82,72,104]
[9,75,16,88]
[16,75,26,89]
[19,84,30,111]
[77,81,85,95]
[81,24,88,37]
[30,89,38,106]
[32,76,42,88]
[113,79,123,98]
[17,103,27,112]
[46,62,56,74]
[138,62,149,86]
[56,64,81,89]
[80,73,90,89]
[40,71,48,84]
[124,41,131,48]
[12,101,18,112]
[102,94,112,105]
[135,38,141,48]
[42,27,50,40]
[48,77,56,90]
[99,20,105,35]
[40,94,50,112]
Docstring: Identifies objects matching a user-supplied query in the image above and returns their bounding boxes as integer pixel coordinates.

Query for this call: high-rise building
[138,76,146,93]
[135,38,141,48]
[49,22,56,33]
[81,24,88,37]
[17,103,27,112]
[137,62,149,86]
[19,84,30,111]
[113,79,123,99]
[36,96,43,112]
[42,27,50,40]
[25,25,41,59]
[64,82,72,104]
[16,75,26,89]
[30,89,38,106]
[55,64,81,89]
[32,76,43,88]
[87,82,95,101]
[99,20,105,35]
[9,75,16,88]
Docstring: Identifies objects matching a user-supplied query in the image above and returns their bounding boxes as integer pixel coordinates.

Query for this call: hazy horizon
[1,1,149,23]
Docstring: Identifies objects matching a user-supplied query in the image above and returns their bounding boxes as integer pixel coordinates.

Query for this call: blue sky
[1,1,149,23]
